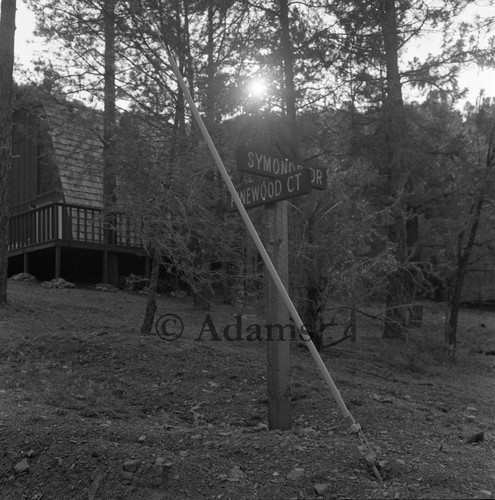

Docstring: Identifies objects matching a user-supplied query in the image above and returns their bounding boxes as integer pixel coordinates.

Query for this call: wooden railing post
[57,204,63,239]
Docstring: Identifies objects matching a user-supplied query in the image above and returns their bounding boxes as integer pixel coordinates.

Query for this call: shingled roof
[42,98,104,208]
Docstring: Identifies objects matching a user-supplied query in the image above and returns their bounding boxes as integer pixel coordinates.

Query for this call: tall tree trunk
[279,0,296,122]
[164,3,186,175]
[280,0,325,349]
[182,0,195,107]
[0,0,16,305]
[103,0,118,284]
[380,0,418,339]
[204,1,216,128]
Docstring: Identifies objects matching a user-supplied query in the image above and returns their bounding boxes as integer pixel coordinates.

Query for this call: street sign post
[265,200,292,430]
[234,146,322,431]
[167,47,383,481]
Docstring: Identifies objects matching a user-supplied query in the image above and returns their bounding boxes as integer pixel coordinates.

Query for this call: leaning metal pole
[165,46,383,484]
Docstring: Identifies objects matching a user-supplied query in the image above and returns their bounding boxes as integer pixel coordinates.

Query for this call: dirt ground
[0,278,494,500]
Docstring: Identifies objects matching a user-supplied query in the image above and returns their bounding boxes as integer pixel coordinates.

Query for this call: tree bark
[280,0,327,350]
[0,0,16,305]
[380,0,417,339]
[279,0,296,121]
[141,248,160,334]
[103,0,118,284]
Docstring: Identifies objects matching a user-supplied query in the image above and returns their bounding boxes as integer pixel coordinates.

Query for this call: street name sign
[229,169,311,210]
[237,146,327,190]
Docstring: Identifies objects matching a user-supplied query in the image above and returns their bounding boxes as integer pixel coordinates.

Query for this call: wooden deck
[8,202,143,256]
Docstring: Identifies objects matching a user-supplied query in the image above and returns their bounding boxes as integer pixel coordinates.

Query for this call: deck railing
[8,202,142,251]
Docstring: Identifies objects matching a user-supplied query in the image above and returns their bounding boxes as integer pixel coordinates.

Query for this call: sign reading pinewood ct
[236,146,327,190]
[229,170,311,210]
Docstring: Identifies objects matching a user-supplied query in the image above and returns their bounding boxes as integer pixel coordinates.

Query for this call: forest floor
[0,278,494,500]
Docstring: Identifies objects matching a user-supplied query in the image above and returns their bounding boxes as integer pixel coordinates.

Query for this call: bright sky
[14,1,40,74]
[14,0,495,107]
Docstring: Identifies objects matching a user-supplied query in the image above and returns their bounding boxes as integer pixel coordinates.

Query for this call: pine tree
[327,0,476,338]
[0,0,17,305]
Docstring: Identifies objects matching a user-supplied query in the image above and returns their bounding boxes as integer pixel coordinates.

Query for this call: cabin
[7,95,148,285]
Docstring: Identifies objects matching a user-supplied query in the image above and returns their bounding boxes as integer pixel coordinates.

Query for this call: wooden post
[23,252,29,274]
[54,245,61,279]
[266,200,292,430]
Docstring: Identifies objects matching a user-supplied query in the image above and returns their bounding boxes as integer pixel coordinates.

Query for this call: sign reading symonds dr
[229,169,311,210]
[237,146,327,190]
